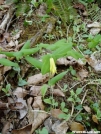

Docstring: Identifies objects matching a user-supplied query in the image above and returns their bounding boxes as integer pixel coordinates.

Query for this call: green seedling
[60,102,68,113]
[2,84,11,96]
[92,103,101,120]
[44,97,58,108]
[67,88,82,104]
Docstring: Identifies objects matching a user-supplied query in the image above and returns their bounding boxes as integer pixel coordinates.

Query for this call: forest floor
[0,0,101,134]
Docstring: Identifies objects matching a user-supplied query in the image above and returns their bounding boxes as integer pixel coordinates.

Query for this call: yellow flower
[50,58,57,76]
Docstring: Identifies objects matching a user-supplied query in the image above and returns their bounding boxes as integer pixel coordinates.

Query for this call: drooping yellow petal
[50,58,57,76]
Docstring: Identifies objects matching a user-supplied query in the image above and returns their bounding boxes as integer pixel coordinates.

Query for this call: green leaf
[67,97,74,102]
[67,50,83,59]
[41,54,51,74]
[61,102,65,110]
[0,58,19,67]
[13,51,23,60]
[41,84,48,98]
[88,34,101,48]
[47,39,68,51]
[76,98,81,102]
[76,88,82,95]
[52,43,72,59]
[75,114,82,121]
[18,78,28,86]
[0,51,15,57]
[25,56,42,69]
[44,98,52,104]
[59,113,71,120]
[21,48,39,56]
[21,40,31,50]
[6,84,11,91]
[75,104,83,110]
[13,66,20,72]
[2,88,8,94]
[48,70,68,86]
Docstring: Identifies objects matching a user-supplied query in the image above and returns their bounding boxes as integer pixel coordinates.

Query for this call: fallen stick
[0,5,15,34]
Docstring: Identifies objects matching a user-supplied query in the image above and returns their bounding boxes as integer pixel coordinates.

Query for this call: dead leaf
[12,124,32,134]
[3,66,11,74]
[8,40,15,47]
[50,109,64,119]
[27,73,49,85]
[2,122,13,134]
[92,115,98,124]
[87,22,101,28]
[70,122,85,131]
[8,98,28,119]
[87,22,101,35]
[0,54,6,59]
[0,33,7,47]
[89,28,101,35]
[32,96,44,110]
[73,3,85,11]
[36,3,47,17]
[31,112,49,133]
[4,32,11,42]
[0,0,4,4]
[52,120,69,134]
[53,89,65,97]
[87,51,101,73]
[83,106,91,113]
[30,86,42,96]
[0,101,8,110]
[44,117,53,133]
[77,69,88,80]
[56,57,76,66]
[13,30,22,40]
[13,87,27,98]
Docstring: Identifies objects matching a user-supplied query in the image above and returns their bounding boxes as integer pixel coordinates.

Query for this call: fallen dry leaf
[73,3,85,11]
[83,106,91,113]
[8,98,28,119]
[53,89,65,97]
[3,66,11,74]
[12,124,32,134]
[44,117,53,133]
[87,22,101,28]
[13,87,27,98]
[87,22,101,35]
[30,85,42,96]
[56,57,77,66]
[2,122,13,134]
[0,100,8,110]
[32,96,44,110]
[87,51,101,73]
[70,122,85,131]
[77,69,88,80]
[36,3,47,17]
[50,109,64,119]
[0,0,4,4]
[0,54,6,59]
[52,120,69,134]
[13,30,22,40]
[31,112,49,133]
[89,28,101,35]
[27,73,49,85]
[92,115,98,124]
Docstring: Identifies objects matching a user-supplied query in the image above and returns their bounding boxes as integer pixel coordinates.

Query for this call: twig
[71,103,74,116]
[32,109,51,115]
[81,89,88,104]
[72,89,88,121]
[69,81,81,90]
